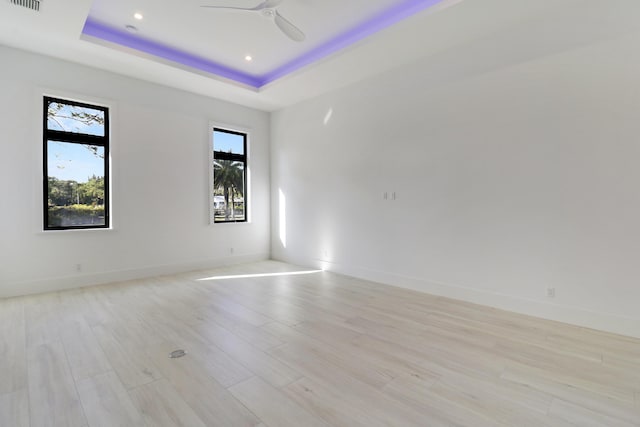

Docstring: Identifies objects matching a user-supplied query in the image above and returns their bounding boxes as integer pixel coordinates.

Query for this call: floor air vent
[169,349,187,359]
[10,0,40,11]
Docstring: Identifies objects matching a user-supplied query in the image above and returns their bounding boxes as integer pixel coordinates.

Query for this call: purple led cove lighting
[259,0,446,86]
[81,0,446,89]
[82,18,262,88]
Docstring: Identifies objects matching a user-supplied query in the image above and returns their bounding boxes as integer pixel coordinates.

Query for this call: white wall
[271,22,640,337]
[0,45,270,297]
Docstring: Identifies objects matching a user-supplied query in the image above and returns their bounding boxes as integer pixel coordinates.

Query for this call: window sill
[38,227,116,235]
[211,221,251,226]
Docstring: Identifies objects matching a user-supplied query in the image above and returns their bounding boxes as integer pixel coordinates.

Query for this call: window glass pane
[47,101,105,136]
[213,160,245,222]
[214,129,244,155]
[47,141,106,227]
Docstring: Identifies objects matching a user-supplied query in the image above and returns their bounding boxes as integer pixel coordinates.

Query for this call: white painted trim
[207,120,252,225]
[35,87,118,232]
[277,254,640,339]
[0,252,269,298]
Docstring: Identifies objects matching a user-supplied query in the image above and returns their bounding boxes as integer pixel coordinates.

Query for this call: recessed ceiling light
[133,12,143,20]
[245,55,253,62]
[83,0,450,89]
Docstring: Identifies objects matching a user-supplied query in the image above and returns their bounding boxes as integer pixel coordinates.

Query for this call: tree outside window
[212,128,247,223]
[44,97,110,230]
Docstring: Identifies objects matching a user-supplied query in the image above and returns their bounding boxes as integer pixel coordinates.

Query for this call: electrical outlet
[229,247,234,254]
[75,263,82,273]
[546,287,555,298]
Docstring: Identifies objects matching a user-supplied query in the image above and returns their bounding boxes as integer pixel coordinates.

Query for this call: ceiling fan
[201,0,305,42]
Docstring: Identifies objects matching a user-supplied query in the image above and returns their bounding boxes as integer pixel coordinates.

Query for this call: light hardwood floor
[1,260,640,426]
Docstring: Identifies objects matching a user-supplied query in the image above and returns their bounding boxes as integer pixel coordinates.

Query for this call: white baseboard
[0,252,270,299]
[276,254,640,339]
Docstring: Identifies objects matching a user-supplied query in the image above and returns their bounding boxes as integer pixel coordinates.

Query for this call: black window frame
[212,127,248,224]
[43,96,110,230]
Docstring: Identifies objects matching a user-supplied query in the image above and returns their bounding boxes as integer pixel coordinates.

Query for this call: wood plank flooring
[1,260,639,426]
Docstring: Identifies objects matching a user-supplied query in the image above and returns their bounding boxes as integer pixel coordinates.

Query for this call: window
[43,96,110,230]
[212,128,247,223]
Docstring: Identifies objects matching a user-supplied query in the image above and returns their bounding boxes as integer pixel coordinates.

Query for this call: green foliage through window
[43,96,110,230]
[213,128,247,223]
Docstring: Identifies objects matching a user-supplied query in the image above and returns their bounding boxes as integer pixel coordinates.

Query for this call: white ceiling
[1,0,639,111]
[87,0,406,77]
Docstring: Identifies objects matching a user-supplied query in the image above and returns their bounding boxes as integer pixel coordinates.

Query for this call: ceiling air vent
[10,0,41,11]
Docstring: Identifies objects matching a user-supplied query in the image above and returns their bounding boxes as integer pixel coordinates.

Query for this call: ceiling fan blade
[201,0,282,11]
[274,11,305,42]
[260,0,283,8]
[200,5,257,11]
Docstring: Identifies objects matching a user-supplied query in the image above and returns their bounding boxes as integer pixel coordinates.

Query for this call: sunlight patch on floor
[197,270,323,281]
